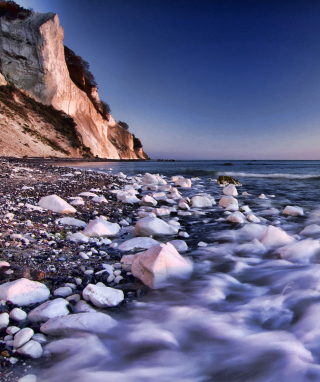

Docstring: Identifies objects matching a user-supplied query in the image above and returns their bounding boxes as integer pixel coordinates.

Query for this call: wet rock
[38,195,76,213]
[118,237,159,251]
[13,327,34,348]
[134,216,179,237]
[175,178,192,188]
[82,219,120,237]
[222,184,238,196]
[16,339,43,358]
[260,226,295,248]
[82,283,124,308]
[191,195,214,208]
[9,308,27,322]
[217,175,242,186]
[219,196,239,211]
[282,205,304,216]
[28,298,70,323]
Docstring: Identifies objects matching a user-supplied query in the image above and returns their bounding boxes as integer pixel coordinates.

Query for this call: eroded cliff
[0,7,148,159]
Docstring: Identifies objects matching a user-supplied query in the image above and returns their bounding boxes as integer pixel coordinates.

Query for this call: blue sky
[18,0,320,159]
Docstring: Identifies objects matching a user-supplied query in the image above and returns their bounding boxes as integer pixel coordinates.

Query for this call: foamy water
[41,160,320,382]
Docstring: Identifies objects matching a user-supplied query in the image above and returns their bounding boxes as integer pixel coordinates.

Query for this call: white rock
[13,327,34,348]
[178,201,190,210]
[168,240,188,252]
[137,211,156,218]
[152,192,167,200]
[55,217,86,227]
[191,195,213,208]
[91,196,108,203]
[18,375,37,382]
[300,224,320,236]
[175,178,192,188]
[38,195,76,213]
[242,192,250,196]
[117,192,140,204]
[120,254,135,271]
[198,241,208,247]
[283,205,304,216]
[53,287,72,298]
[6,326,20,335]
[258,194,268,199]
[67,232,90,243]
[32,333,47,344]
[0,261,10,267]
[219,196,239,211]
[277,239,320,264]
[179,231,189,238]
[134,217,179,237]
[131,243,193,289]
[9,308,27,322]
[167,187,182,199]
[152,207,171,216]
[118,237,159,251]
[140,195,157,207]
[0,312,9,328]
[28,299,69,323]
[83,219,120,237]
[239,205,251,213]
[171,175,183,182]
[260,225,295,248]
[17,340,43,358]
[222,184,238,196]
[246,214,260,223]
[141,173,167,185]
[73,300,98,314]
[70,199,84,206]
[78,192,98,197]
[40,312,117,335]
[82,283,124,308]
[226,211,246,224]
[0,278,50,306]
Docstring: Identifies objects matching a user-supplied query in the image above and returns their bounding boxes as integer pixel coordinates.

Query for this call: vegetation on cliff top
[0,0,31,20]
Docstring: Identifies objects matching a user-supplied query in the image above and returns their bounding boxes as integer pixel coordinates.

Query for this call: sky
[17,0,320,160]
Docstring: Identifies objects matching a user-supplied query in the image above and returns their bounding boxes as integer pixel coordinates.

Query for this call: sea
[40,160,320,382]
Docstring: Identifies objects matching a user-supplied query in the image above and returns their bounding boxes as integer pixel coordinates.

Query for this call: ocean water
[40,160,320,382]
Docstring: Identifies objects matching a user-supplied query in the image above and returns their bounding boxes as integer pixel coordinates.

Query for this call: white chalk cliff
[0,11,148,159]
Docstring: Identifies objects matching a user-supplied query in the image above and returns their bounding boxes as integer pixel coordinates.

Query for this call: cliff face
[0,11,148,159]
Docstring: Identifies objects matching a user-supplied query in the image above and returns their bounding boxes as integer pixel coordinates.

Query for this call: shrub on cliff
[0,1,32,20]
[117,121,129,130]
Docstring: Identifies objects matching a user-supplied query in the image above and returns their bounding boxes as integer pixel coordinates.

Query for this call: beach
[1,158,320,381]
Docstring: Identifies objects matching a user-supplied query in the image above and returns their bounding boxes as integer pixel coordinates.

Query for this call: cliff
[0,7,148,159]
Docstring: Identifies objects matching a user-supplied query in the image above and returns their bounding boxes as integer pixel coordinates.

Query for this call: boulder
[152,207,171,216]
[118,237,159,251]
[219,196,239,211]
[82,219,120,237]
[277,239,320,264]
[191,195,213,208]
[28,298,70,323]
[0,278,50,306]
[40,312,117,335]
[141,173,167,185]
[168,240,188,252]
[167,187,182,199]
[175,178,192,188]
[260,226,295,248]
[246,214,260,223]
[226,211,246,224]
[282,206,304,216]
[300,224,320,236]
[82,283,124,308]
[222,184,238,196]
[134,217,179,237]
[140,195,157,207]
[131,243,193,289]
[38,195,76,213]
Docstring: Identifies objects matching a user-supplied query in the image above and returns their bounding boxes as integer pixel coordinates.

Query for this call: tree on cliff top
[0,1,32,20]
[117,121,129,130]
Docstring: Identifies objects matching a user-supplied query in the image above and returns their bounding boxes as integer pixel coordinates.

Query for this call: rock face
[0,11,148,159]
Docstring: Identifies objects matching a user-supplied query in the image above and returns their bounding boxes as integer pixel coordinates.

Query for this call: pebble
[9,307,27,321]
[53,286,73,297]
[17,339,43,358]
[6,326,20,335]
[0,312,9,328]
[13,327,34,348]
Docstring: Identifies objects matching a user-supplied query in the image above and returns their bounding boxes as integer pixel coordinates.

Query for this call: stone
[219,196,239,211]
[6,326,20,335]
[168,240,188,252]
[28,298,70,323]
[120,254,135,271]
[152,207,171,216]
[277,239,320,264]
[226,211,246,224]
[283,205,304,216]
[222,184,238,196]
[17,340,43,358]
[0,312,9,328]
[134,217,179,237]
[32,333,47,344]
[300,224,320,236]
[0,278,50,306]
[38,195,76,213]
[167,187,182,199]
[140,195,157,207]
[83,219,120,237]
[18,375,37,382]
[141,173,167,185]
[239,205,251,213]
[55,217,86,227]
[118,237,159,251]
[73,300,98,313]
[246,214,260,223]
[258,194,268,199]
[91,196,108,203]
[191,195,213,208]
[260,226,295,248]
[40,312,117,335]
[53,287,73,297]
[67,232,90,243]
[82,283,124,308]
[217,176,242,186]
[9,308,27,322]
[178,201,190,210]
[131,243,193,289]
[13,328,34,348]
[175,178,192,188]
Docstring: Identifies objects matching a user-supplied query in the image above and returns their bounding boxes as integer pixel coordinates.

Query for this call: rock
[191,195,213,208]
[16,340,43,358]
[73,300,98,313]
[9,308,27,322]
[226,211,246,224]
[222,184,238,196]
[258,194,268,199]
[277,239,320,264]
[167,187,182,199]
[175,178,192,188]
[38,195,76,213]
[55,217,86,227]
[283,206,304,216]
[32,333,48,344]
[53,287,73,298]
[239,205,251,213]
[40,312,117,336]
[134,217,179,237]
[82,283,124,308]
[260,226,295,248]
[13,328,34,348]
[178,201,190,210]
[219,196,239,211]
[152,207,171,216]
[246,214,260,223]
[168,240,188,252]
[0,278,50,306]
[79,192,98,197]
[91,196,108,203]
[141,173,167,185]
[67,232,90,243]
[118,237,159,251]
[0,312,9,328]
[217,176,242,186]
[18,375,37,382]
[117,192,140,204]
[83,219,120,237]
[120,254,135,271]
[131,243,193,289]
[6,326,20,335]
[300,224,320,236]
[140,195,157,207]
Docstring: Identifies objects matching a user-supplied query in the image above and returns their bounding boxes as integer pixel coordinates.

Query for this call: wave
[182,168,320,180]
